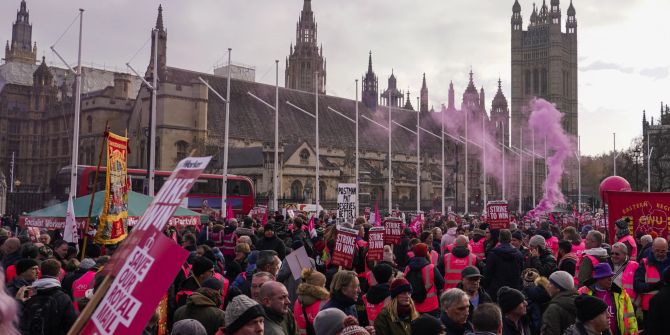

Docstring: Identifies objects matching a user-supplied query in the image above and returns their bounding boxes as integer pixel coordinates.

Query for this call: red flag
[226,204,234,220]
[410,213,423,234]
[374,201,381,226]
[548,212,556,224]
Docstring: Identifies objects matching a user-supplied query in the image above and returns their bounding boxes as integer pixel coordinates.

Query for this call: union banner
[95,132,130,245]
[606,191,670,244]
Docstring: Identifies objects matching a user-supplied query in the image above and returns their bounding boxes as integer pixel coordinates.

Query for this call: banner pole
[80,121,109,261]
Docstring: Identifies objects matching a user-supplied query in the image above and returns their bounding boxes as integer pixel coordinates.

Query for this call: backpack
[21,291,60,335]
[405,267,427,303]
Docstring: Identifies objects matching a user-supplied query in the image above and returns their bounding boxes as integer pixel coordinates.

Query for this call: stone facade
[642,105,670,191]
[285,0,326,94]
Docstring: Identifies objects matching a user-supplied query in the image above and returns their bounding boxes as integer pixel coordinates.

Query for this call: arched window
[175,140,189,161]
[290,180,303,200]
[299,149,310,165]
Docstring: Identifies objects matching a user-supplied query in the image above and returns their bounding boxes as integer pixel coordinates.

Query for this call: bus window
[88,172,106,195]
[129,175,146,193]
[227,180,251,196]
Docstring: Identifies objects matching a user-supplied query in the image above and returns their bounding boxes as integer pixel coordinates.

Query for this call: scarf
[33,277,61,290]
[332,291,357,308]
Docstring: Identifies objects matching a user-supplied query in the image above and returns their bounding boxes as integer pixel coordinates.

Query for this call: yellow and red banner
[606,191,670,244]
[95,132,130,245]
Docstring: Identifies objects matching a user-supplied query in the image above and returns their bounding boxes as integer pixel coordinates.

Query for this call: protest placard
[331,226,358,269]
[383,217,404,245]
[486,201,510,230]
[337,183,357,221]
[285,246,314,280]
[70,157,211,335]
[367,227,385,261]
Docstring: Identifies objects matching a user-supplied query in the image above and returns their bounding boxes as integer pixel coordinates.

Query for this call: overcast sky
[1,0,668,156]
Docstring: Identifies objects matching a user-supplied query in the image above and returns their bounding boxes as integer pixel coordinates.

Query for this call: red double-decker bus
[54,165,255,217]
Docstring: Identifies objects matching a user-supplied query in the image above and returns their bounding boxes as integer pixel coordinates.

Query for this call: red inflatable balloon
[599,176,632,204]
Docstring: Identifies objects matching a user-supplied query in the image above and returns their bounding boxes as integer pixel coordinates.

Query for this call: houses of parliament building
[0,0,578,213]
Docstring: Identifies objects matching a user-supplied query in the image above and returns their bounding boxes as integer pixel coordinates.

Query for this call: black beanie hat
[372,263,393,284]
[191,256,214,277]
[575,295,608,322]
[15,258,38,276]
[411,314,445,334]
[497,286,526,314]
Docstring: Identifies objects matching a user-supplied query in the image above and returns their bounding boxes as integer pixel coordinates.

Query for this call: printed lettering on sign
[331,226,358,269]
[367,227,385,261]
[336,183,357,223]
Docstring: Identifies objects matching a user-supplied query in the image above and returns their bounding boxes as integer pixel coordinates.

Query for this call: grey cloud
[580,61,634,74]
[639,67,669,80]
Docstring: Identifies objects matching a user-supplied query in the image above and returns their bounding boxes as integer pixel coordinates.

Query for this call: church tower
[285,0,326,94]
[380,71,404,107]
[361,51,378,109]
[511,0,577,143]
[146,5,167,82]
[420,73,428,112]
[490,79,510,147]
[4,0,36,64]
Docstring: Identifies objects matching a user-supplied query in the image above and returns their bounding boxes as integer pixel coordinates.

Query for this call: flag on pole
[548,212,557,224]
[64,196,79,246]
[410,213,423,234]
[226,203,234,220]
[308,215,317,239]
[374,201,381,226]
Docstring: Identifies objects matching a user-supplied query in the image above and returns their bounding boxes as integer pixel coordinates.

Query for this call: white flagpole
[149,28,158,196]
[532,129,536,207]
[416,97,420,213]
[315,71,320,211]
[355,80,360,216]
[388,91,392,213]
[221,49,232,217]
[464,110,469,214]
[647,132,653,192]
[519,128,523,213]
[274,60,279,211]
[482,114,487,209]
[441,106,445,214]
[502,124,505,201]
[69,9,84,200]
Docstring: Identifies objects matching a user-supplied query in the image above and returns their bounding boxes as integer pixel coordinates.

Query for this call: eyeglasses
[612,252,622,256]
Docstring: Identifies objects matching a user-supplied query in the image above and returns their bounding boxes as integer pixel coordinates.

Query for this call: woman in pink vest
[562,226,585,255]
[615,218,638,261]
[294,268,329,335]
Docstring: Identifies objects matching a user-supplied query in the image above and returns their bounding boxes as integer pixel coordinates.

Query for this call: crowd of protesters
[0,211,669,335]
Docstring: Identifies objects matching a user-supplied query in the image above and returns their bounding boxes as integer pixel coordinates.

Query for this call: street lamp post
[647,131,654,192]
[575,135,581,212]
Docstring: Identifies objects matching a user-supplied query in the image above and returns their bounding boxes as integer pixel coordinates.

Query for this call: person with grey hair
[482,230,524,301]
[610,242,639,301]
[577,230,608,287]
[524,235,557,277]
[638,234,653,261]
[439,288,473,335]
[634,237,670,328]
[237,250,280,298]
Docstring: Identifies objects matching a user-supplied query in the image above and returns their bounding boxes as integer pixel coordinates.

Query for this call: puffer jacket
[482,243,524,300]
[540,290,578,335]
[173,292,225,335]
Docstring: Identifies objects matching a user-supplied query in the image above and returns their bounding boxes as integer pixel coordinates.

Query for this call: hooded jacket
[255,233,286,260]
[173,292,225,335]
[482,243,524,300]
[366,283,391,305]
[540,290,578,335]
[406,256,445,297]
[19,277,77,335]
[438,246,484,276]
[524,247,557,278]
[577,247,609,287]
[441,228,458,251]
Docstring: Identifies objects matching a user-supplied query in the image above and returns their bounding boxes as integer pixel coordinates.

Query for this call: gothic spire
[421,73,427,90]
[156,4,164,31]
[368,51,373,72]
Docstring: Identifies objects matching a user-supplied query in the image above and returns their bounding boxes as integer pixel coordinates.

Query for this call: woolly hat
[497,286,526,314]
[171,319,207,335]
[201,277,223,291]
[79,258,96,270]
[372,263,393,284]
[575,295,608,322]
[592,263,614,280]
[314,308,347,335]
[529,235,546,248]
[411,314,445,334]
[15,259,38,276]
[191,257,214,277]
[340,325,370,335]
[413,243,429,258]
[549,271,574,291]
[615,218,630,238]
[511,230,524,241]
[224,295,266,335]
[390,278,412,298]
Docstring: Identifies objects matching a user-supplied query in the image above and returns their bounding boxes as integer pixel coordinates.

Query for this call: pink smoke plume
[528,98,575,216]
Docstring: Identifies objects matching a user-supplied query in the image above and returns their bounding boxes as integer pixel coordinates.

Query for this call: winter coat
[7,276,32,298]
[441,312,473,335]
[278,257,316,304]
[320,291,358,317]
[441,228,458,251]
[456,282,492,321]
[633,251,670,297]
[577,248,609,287]
[174,292,225,335]
[61,267,88,298]
[482,243,524,300]
[256,234,286,259]
[539,290,578,335]
[19,282,77,335]
[562,322,610,335]
[523,278,551,335]
[373,304,412,335]
[646,283,670,335]
[406,256,445,296]
[524,247,557,278]
[263,306,299,335]
[501,315,532,335]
